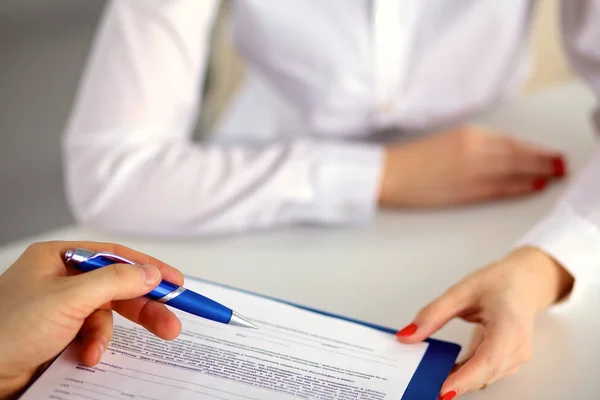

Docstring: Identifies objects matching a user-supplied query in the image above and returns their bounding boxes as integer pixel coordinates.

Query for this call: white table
[1,81,598,399]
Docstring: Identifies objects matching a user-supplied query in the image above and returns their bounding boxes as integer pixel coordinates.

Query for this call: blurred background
[0,0,575,245]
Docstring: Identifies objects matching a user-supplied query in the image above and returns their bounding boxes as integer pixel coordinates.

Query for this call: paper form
[21,280,429,400]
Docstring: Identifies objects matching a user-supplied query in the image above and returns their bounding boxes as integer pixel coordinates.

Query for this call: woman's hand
[0,241,184,399]
[396,247,574,400]
[380,126,566,207]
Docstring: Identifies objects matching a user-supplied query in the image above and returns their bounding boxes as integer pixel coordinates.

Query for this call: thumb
[396,284,471,344]
[61,263,162,308]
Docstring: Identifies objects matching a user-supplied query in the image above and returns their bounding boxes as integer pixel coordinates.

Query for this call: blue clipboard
[193,277,462,400]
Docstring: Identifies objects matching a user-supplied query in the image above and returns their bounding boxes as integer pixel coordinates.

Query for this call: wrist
[378,146,412,207]
[510,246,575,312]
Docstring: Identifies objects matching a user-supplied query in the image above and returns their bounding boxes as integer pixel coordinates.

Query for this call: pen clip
[89,252,135,265]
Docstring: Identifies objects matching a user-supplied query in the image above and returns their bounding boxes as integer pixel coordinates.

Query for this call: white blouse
[64,1,600,297]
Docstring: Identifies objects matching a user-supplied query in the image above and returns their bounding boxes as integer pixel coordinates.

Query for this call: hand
[0,241,184,399]
[396,247,574,399]
[379,126,567,207]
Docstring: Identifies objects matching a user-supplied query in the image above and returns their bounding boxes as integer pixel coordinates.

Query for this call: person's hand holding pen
[379,125,567,207]
[396,247,575,400]
[0,241,184,400]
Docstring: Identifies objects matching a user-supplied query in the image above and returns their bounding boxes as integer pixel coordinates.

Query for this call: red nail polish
[552,156,566,178]
[396,323,418,337]
[532,177,548,191]
[438,390,457,400]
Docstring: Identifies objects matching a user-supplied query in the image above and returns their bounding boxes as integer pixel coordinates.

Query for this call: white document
[22,280,429,400]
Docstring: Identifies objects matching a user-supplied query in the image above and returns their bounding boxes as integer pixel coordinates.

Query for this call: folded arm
[64,0,382,236]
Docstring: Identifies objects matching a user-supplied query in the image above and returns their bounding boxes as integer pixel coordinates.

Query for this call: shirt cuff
[311,142,384,225]
[517,206,600,306]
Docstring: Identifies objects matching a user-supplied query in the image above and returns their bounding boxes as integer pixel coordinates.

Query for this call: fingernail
[532,177,548,191]
[438,390,457,400]
[552,156,566,178]
[140,264,161,285]
[396,323,418,337]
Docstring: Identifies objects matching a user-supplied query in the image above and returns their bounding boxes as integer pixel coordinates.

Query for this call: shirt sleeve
[63,0,384,236]
[517,0,600,304]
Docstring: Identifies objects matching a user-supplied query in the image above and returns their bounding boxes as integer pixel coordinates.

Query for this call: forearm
[64,137,383,235]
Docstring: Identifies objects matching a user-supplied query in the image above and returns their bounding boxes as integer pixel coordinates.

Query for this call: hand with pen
[0,241,184,400]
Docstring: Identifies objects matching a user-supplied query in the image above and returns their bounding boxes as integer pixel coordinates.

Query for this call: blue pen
[64,248,257,329]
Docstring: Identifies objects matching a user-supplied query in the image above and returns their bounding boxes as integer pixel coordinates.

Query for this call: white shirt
[65,1,600,297]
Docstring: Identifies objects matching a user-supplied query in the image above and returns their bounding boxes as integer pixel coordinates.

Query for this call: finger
[439,321,513,398]
[489,366,520,385]
[44,241,185,285]
[114,297,182,341]
[514,151,566,178]
[488,134,558,157]
[79,309,113,366]
[61,263,162,309]
[491,138,566,178]
[465,176,549,203]
[458,325,485,364]
[488,337,532,384]
[396,284,473,344]
[449,325,485,377]
[510,151,554,177]
[507,147,566,178]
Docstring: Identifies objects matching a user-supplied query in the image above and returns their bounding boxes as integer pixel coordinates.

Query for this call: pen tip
[229,311,259,329]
